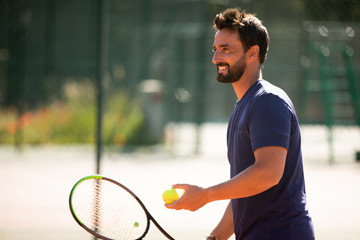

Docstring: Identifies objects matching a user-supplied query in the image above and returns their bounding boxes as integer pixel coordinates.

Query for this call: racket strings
[92,180,104,233]
[71,178,149,240]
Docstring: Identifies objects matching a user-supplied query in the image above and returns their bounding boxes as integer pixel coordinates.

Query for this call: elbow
[257,165,283,188]
[267,171,283,187]
[270,176,281,187]
[253,169,283,191]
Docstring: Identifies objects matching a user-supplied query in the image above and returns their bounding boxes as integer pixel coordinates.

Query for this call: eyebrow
[213,44,232,50]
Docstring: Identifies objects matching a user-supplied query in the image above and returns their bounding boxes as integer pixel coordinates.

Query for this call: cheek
[233,55,246,66]
[228,58,241,69]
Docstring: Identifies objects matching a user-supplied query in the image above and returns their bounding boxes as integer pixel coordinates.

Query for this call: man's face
[212,28,247,83]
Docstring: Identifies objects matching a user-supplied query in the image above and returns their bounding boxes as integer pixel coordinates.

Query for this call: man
[165,8,315,240]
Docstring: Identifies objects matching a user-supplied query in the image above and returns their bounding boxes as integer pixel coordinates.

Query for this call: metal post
[8,0,28,150]
[95,0,109,175]
[94,2,109,240]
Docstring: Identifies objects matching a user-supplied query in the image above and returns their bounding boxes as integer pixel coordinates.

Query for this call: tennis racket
[69,175,175,240]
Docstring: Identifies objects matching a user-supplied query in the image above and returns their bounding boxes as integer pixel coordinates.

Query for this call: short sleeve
[249,94,292,152]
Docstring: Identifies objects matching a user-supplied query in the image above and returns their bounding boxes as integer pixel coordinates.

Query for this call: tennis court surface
[1,125,360,240]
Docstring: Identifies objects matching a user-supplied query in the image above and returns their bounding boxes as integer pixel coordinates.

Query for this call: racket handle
[150,215,175,240]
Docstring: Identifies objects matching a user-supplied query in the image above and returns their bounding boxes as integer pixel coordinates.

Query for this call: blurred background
[0,0,360,239]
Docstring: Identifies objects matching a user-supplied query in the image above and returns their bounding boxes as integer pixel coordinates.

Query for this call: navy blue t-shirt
[227,80,314,240]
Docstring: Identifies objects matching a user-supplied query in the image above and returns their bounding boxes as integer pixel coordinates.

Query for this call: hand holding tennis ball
[162,188,179,204]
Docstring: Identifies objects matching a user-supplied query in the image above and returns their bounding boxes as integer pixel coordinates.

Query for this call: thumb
[172,183,190,191]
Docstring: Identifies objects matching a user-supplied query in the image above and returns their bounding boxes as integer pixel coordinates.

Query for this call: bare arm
[208,146,287,201]
[207,202,234,240]
[166,146,287,211]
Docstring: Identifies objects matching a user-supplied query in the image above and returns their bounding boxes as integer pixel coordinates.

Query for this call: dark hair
[213,8,269,64]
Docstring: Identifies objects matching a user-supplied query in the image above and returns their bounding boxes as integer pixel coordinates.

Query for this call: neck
[232,68,261,101]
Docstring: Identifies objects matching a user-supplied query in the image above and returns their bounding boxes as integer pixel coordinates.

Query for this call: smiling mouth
[217,64,229,74]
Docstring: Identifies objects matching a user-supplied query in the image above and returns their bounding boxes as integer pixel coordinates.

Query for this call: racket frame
[69,175,174,240]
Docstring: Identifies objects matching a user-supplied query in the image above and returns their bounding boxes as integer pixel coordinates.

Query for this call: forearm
[166,147,286,212]
[167,160,281,211]
[207,146,287,202]
[207,202,234,240]
[207,162,277,201]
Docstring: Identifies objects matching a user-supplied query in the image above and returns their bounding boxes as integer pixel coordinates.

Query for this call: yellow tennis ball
[134,222,139,227]
[162,188,179,204]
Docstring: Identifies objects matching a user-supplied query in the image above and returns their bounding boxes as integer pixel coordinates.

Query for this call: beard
[216,57,246,83]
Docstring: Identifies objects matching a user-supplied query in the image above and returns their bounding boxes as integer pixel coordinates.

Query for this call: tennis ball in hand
[162,188,179,204]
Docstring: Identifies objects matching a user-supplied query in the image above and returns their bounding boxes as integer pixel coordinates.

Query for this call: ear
[247,45,260,62]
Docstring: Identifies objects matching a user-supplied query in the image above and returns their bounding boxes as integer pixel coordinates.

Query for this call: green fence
[0,0,359,147]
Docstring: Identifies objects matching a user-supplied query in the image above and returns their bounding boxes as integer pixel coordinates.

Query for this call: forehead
[213,28,242,47]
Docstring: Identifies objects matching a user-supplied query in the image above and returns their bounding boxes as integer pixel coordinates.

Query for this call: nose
[212,50,221,65]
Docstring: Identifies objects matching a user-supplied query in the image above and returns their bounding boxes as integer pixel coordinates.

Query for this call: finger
[164,200,182,210]
[172,183,189,190]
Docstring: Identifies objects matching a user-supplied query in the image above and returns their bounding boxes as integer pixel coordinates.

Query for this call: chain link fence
[1,0,359,149]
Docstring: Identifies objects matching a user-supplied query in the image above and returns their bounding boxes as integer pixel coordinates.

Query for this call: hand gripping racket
[69,175,175,240]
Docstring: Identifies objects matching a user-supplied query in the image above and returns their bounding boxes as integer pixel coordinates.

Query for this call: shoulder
[251,80,294,112]
[245,80,296,125]
[254,80,290,101]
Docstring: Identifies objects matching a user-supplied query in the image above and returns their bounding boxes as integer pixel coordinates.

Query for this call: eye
[222,47,231,54]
